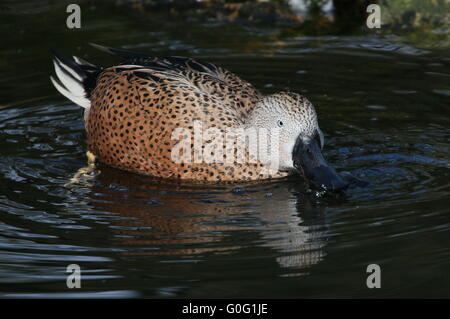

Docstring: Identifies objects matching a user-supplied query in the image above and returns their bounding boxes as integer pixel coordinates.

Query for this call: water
[0,1,449,298]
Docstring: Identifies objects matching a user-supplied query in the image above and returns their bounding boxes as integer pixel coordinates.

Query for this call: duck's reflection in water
[86,165,329,271]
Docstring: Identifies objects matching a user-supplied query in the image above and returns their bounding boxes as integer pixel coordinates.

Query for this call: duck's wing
[90,43,262,119]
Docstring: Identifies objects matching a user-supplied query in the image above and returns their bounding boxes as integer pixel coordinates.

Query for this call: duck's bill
[292,135,349,193]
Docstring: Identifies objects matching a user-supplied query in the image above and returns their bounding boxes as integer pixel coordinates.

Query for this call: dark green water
[0,1,449,298]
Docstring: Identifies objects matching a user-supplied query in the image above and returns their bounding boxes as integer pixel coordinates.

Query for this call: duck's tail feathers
[50,51,101,109]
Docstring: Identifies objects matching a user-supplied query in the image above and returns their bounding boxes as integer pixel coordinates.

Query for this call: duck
[50,44,348,191]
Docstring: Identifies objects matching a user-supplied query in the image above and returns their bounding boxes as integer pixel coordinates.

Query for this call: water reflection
[85,166,329,271]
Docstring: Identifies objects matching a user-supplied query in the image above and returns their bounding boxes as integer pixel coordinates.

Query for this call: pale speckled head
[247,92,348,192]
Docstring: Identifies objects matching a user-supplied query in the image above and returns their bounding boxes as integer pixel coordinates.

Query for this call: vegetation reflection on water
[0,0,449,297]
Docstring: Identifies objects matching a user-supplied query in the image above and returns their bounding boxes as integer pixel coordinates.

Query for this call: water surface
[0,1,449,298]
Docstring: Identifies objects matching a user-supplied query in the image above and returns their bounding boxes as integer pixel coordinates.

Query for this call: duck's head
[247,92,348,192]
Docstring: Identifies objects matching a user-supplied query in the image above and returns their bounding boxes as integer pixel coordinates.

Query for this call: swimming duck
[50,44,348,191]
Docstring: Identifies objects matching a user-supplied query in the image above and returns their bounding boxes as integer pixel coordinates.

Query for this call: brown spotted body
[87,63,282,182]
[51,44,349,191]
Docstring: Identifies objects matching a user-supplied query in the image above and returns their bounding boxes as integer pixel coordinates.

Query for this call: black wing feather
[90,43,222,76]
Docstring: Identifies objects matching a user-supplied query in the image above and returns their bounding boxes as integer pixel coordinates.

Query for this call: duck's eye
[277,120,284,127]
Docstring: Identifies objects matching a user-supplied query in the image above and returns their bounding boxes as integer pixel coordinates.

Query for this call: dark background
[0,0,449,298]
